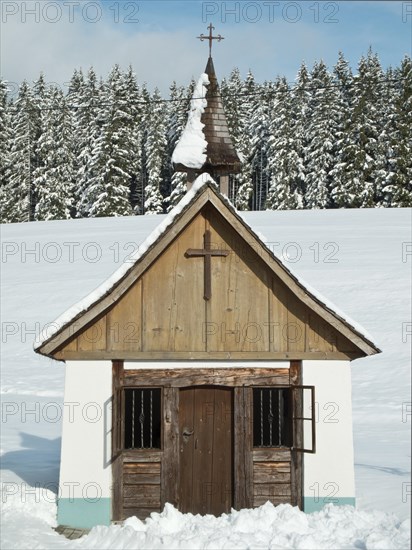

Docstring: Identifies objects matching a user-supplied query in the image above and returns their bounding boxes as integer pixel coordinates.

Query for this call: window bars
[124,388,161,449]
[253,388,293,448]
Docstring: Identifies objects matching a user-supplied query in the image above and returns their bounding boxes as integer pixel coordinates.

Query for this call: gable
[38,188,379,362]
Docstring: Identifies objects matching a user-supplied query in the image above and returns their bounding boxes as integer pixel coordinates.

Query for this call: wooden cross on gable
[197,23,224,58]
[185,230,229,300]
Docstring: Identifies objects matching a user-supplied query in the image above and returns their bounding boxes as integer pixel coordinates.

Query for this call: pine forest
[1,49,411,222]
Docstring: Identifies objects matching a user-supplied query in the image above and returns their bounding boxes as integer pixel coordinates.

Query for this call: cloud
[1,0,409,97]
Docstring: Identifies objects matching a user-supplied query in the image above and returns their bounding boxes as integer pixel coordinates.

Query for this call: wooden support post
[161,387,179,508]
[234,387,253,510]
[290,360,303,509]
[111,360,124,521]
[220,175,229,196]
[186,170,196,190]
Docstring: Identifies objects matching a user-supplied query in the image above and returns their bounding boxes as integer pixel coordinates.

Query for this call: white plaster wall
[302,360,356,499]
[124,361,290,369]
[58,360,112,500]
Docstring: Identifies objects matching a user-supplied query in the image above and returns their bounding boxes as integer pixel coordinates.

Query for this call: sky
[1,0,412,96]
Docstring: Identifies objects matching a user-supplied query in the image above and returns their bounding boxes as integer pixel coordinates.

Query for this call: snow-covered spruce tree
[74,67,106,217]
[366,53,391,206]
[221,68,244,149]
[3,81,38,222]
[165,82,190,212]
[374,66,399,207]
[304,60,338,209]
[31,74,51,205]
[266,77,304,210]
[332,49,385,207]
[247,81,273,210]
[34,87,75,220]
[288,61,310,206]
[124,66,145,215]
[329,52,354,207]
[233,70,257,209]
[381,56,412,206]
[66,68,84,216]
[143,87,167,214]
[85,66,133,217]
[0,80,12,222]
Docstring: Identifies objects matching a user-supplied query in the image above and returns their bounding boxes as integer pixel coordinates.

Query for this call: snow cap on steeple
[172,54,241,191]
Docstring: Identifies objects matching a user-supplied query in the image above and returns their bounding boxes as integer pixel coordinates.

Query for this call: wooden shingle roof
[174,57,242,176]
[201,57,242,174]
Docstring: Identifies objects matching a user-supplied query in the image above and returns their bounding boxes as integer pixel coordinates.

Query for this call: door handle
[182,427,194,443]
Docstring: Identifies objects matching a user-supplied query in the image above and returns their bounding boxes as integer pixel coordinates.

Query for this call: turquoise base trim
[303,497,355,513]
[303,496,355,513]
[57,498,111,529]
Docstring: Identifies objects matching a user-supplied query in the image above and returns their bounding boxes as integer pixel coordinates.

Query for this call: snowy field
[1,208,411,549]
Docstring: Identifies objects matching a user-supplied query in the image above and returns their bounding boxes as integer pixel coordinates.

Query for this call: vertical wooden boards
[270,276,289,353]
[112,456,123,521]
[179,388,195,513]
[233,387,254,510]
[142,214,206,352]
[106,281,142,352]
[271,276,307,354]
[206,210,271,352]
[77,317,106,352]
[287,295,307,354]
[179,387,233,515]
[233,388,246,509]
[161,387,179,508]
[211,387,232,515]
[192,387,216,515]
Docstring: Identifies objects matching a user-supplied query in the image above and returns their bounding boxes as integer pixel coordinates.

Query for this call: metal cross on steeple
[197,23,224,58]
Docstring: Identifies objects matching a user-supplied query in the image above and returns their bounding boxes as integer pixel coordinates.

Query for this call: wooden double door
[179,386,233,515]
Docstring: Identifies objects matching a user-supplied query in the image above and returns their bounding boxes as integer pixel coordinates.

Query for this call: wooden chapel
[35,30,380,529]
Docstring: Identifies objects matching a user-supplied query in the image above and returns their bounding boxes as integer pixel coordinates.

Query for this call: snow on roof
[171,73,209,169]
[35,173,215,349]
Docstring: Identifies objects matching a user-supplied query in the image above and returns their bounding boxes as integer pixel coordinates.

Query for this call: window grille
[253,388,292,448]
[124,388,161,449]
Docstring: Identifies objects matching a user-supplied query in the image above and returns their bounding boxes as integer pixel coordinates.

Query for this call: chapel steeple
[172,25,242,195]
[201,56,242,182]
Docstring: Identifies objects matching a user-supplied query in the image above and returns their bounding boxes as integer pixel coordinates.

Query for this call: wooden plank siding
[206,209,271,353]
[252,450,293,507]
[122,462,161,520]
[142,215,206,353]
[54,206,360,361]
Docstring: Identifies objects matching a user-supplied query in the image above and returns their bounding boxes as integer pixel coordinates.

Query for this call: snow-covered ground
[1,208,411,549]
